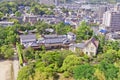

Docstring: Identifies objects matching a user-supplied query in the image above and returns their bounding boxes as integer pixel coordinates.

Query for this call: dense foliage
[76,21,93,41]
[0,26,18,59]
[0,1,54,17]
[17,40,120,80]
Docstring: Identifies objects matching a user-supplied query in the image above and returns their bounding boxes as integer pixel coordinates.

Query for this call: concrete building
[98,6,107,20]
[39,0,60,6]
[102,11,120,31]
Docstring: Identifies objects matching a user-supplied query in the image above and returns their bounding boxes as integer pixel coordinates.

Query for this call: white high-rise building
[102,11,120,31]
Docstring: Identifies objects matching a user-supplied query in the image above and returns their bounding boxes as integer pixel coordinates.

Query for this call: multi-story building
[98,6,107,20]
[39,0,60,6]
[102,11,120,31]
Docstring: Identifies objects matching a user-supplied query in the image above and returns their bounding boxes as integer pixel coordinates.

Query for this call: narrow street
[13,52,19,80]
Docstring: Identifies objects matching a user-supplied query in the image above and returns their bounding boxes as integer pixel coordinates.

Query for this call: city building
[98,6,107,20]
[102,11,120,31]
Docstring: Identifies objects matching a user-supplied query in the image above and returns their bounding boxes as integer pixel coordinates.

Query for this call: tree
[15,11,21,17]
[0,12,3,19]
[98,49,118,63]
[41,51,63,68]
[98,61,119,80]
[34,61,57,80]
[17,64,35,80]
[54,22,72,34]
[0,27,7,46]
[23,47,35,62]
[73,64,96,80]
[94,69,106,80]
[0,45,14,59]
[76,21,93,41]
[61,55,82,76]
[35,21,50,34]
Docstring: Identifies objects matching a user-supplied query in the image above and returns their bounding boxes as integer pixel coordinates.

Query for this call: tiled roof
[85,37,99,48]
[20,34,36,42]
[70,43,85,49]
[43,35,66,39]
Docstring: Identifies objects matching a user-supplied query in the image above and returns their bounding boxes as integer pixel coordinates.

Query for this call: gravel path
[0,60,13,80]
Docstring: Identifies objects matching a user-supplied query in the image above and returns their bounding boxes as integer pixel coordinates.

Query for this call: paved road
[13,52,19,80]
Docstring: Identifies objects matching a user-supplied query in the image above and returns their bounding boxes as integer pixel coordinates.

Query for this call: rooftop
[20,34,36,40]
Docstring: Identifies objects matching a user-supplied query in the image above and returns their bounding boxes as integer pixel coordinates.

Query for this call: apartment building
[102,11,120,31]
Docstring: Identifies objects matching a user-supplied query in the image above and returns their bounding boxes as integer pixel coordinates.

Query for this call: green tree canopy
[98,61,119,80]
[0,45,14,59]
[73,64,96,80]
[76,21,93,41]
[0,12,3,19]
[61,55,82,74]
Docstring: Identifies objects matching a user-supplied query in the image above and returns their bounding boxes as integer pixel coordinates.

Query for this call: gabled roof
[43,34,66,39]
[70,43,85,49]
[85,37,99,48]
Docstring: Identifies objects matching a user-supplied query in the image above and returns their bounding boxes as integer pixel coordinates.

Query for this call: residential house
[69,37,99,56]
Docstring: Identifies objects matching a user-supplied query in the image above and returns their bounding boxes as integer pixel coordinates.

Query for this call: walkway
[13,52,19,80]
